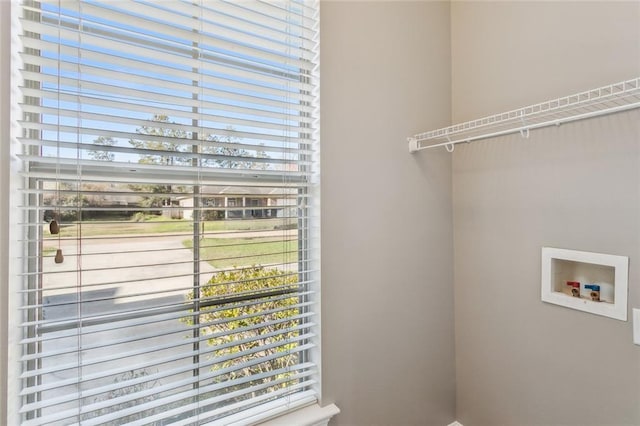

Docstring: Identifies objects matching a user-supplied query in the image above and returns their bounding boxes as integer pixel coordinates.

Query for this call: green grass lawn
[184,237,298,269]
[42,247,57,256]
[42,216,299,270]
[43,217,295,238]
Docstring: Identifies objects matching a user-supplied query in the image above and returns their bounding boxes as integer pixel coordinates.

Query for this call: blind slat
[19,119,310,146]
[20,67,315,123]
[20,311,316,367]
[64,1,315,62]
[20,296,316,354]
[20,328,316,409]
[18,55,315,112]
[79,373,317,426]
[19,157,311,181]
[21,283,314,333]
[18,42,318,105]
[22,350,316,425]
[21,103,310,135]
[125,375,317,426]
[20,15,314,73]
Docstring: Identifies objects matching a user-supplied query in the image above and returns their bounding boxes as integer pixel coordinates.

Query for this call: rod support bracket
[445,133,455,152]
[408,137,419,153]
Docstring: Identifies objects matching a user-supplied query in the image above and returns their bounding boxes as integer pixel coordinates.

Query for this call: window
[12,1,320,424]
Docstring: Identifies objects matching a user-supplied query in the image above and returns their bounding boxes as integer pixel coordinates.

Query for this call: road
[37,230,298,423]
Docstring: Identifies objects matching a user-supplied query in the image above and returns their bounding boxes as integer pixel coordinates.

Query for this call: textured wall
[452,1,640,122]
[452,2,640,425]
[321,2,456,425]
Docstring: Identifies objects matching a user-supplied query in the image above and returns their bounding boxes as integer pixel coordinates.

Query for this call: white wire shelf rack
[408,76,640,153]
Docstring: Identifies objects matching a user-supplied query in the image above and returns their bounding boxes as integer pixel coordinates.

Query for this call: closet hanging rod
[408,76,640,153]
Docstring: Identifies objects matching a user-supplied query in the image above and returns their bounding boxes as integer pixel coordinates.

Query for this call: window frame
[7,0,322,424]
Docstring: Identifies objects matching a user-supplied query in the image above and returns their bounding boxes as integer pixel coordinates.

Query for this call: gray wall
[452,2,640,425]
[452,1,640,122]
[320,2,456,425]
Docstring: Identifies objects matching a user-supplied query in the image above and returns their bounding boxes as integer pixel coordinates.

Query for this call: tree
[254,144,270,171]
[43,182,88,222]
[201,130,254,170]
[128,114,272,213]
[129,114,190,210]
[182,266,299,390]
[88,136,116,161]
[129,114,190,166]
[201,139,270,170]
[131,115,269,170]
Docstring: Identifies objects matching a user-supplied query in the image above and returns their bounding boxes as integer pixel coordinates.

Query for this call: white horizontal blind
[15,0,320,424]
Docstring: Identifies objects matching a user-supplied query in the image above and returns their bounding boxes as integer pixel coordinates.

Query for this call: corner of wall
[320,1,455,424]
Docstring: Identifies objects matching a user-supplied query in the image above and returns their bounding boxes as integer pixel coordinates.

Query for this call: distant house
[42,181,144,221]
[178,186,296,220]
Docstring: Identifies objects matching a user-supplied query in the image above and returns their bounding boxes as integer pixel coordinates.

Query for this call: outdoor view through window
[14,1,320,424]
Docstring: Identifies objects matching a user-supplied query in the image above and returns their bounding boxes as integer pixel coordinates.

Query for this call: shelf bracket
[445,134,455,152]
[519,116,530,139]
[408,137,419,153]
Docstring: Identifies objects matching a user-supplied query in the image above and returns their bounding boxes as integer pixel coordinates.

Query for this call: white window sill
[257,403,340,426]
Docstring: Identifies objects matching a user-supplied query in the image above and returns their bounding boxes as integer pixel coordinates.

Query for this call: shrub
[83,369,159,424]
[182,266,300,386]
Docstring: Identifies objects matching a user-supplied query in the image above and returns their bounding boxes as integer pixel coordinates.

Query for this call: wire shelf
[408,76,640,153]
